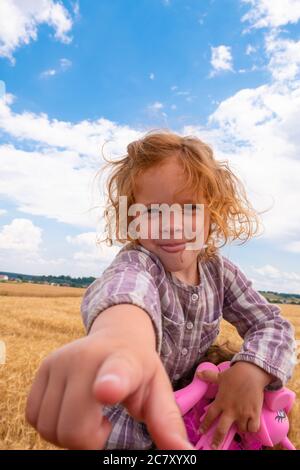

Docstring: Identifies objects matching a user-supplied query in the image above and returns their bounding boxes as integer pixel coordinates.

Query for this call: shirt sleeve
[80,261,163,354]
[101,404,154,450]
[222,256,297,390]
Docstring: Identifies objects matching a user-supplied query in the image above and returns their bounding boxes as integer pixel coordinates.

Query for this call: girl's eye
[184,204,198,212]
[146,205,198,214]
[147,207,159,214]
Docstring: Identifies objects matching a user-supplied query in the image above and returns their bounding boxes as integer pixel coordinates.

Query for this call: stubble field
[0,282,299,450]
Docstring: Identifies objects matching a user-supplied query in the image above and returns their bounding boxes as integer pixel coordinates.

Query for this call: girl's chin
[157,251,187,267]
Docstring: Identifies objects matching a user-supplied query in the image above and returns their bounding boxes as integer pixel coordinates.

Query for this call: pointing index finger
[143,366,194,450]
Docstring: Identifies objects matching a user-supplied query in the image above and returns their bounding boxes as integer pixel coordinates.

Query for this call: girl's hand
[26,319,194,450]
[196,361,273,449]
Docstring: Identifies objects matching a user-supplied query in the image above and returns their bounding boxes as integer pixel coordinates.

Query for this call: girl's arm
[81,261,163,353]
[221,255,297,390]
[80,259,192,449]
[26,301,192,450]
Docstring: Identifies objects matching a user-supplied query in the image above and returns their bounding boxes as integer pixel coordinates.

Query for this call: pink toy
[174,361,296,450]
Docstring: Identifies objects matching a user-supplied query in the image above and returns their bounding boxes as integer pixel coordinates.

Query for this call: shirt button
[191,293,199,302]
[186,321,194,330]
[181,348,188,356]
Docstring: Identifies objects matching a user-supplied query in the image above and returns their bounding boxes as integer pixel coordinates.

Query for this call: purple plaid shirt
[80,242,296,449]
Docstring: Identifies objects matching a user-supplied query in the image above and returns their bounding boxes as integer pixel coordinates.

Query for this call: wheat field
[0,282,299,450]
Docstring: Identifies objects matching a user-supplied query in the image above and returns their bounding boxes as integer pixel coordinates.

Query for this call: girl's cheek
[147,214,162,240]
[135,214,159,241]
[183,214,198,239]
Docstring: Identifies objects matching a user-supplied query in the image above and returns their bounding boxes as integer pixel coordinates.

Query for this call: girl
[26,130,296,450]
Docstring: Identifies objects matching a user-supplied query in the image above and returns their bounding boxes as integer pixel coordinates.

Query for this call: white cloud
[210,45,234,76]
[0,209,7,216]
[186,2,300,256]
[0,94,142,158]
[66,231,98,248]
[198,13,207,25]
[242,0,300,29]
[149,72,155,80]
[60,57,72,70]
[246,44,257,55]
[0,80,6,98]
[186,95,196,103]
[148,101,164,111]
[66,231,120,275]
[1,0,300,277]
[0,217,67,274]
[0,0,75,63]
[0,144,100,228]
[251,264,300,294]
[73,1,80,18]
[252,264,281,279]
[285,241,300,253]
[170,88,196,103]
[0,94,144,230]
[0,218,42,255]
[176,91,190,96]
[0,218,117,276]
[184,77,300,241]
[265,31,300,81]
[40,68,57,78]
[40,57,72,78]
[146,102,168,124]
[1,64,300,253]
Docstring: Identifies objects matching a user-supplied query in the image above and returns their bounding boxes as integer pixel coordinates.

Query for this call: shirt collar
[128,242,205,291]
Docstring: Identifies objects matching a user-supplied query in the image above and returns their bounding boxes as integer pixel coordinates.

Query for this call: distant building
[0,274,8,281]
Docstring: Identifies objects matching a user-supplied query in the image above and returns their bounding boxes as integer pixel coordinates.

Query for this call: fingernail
[183,440,195,450]
[186,443,195,450]
[170,434,195,450]
[211,443,217,450]
[96,374,121,385]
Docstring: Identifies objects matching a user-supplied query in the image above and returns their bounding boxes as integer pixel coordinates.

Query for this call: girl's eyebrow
[144,200,198,206]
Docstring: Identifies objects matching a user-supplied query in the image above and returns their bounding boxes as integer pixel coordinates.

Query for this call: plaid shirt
[80,242,297,449]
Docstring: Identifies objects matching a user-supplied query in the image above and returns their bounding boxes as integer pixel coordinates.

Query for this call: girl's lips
[159,242,186,253]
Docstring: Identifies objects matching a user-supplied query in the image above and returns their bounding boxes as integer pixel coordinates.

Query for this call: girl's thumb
[197,369,220,384]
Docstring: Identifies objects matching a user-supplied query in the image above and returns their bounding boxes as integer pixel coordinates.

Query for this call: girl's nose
[161,210,184,240]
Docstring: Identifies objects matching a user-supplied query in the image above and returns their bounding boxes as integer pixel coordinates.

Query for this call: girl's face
[132,156,210,285]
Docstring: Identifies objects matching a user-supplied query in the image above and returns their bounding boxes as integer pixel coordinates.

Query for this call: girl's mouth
[159,242,186,253]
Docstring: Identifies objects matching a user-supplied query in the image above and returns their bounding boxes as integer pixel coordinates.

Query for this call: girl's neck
[170,259,200,287]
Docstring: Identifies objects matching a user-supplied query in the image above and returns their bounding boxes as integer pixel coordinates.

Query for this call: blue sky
[0,0,300,294]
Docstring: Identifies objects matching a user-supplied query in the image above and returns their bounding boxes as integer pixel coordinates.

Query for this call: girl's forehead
[133,156,205,202]
[134,179,204,204]
[135,158,185,190]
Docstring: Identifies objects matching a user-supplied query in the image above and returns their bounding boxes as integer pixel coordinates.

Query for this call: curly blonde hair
[96,129,262,260]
